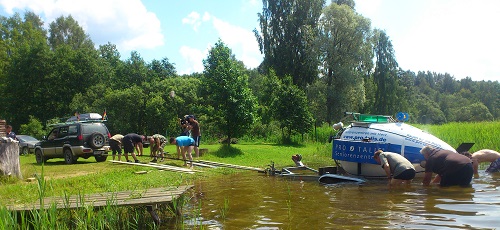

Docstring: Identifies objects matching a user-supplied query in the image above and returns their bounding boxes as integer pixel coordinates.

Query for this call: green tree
[373,30,399,115]
[254,0,325,88]
[454,102,494,122]
[1,12,52,128]
[317,2,373,122]
[201,40,256,146]
[149,57,177,79]
[98,42,123,88]
[48,15,94,50]
[269,73,313,142]
[19,116,45,139]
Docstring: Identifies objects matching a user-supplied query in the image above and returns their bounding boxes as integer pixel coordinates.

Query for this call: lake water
[177,171,500,229]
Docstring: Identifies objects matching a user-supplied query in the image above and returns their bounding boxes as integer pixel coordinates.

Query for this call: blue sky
[0,0,498,81]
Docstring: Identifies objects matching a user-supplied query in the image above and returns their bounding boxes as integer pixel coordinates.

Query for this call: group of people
[109,114,201,168]
[373,146,500,188]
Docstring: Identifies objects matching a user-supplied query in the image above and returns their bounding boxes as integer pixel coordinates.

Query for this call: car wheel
[64,148,77,164]
[35,149,45,164]
[95,155,108,162]
[21,147,29,155]
[89,132,105,149]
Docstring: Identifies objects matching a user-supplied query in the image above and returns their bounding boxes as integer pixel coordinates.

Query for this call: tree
[1,12,52,128]
[454,102,494,122]
[48,15,94,50]
[269,73,313,142]
[19,116,45,139]
[254,0,325,88]
[317,2,373,122]
[149,57,177,79]
[201,40,256,146]
[373,30,399,115]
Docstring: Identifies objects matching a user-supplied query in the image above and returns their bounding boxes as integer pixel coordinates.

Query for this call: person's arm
[431,174,441,184]
[422,172,433,186]
[472,158,479,178]
[137,142,143,155]
[382,164,391,179]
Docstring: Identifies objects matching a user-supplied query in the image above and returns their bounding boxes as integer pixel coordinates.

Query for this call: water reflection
[182,171,500,229]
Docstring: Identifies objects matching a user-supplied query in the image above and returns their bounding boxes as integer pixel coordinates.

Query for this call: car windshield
[18,135,38,142]
[82,123,108,134]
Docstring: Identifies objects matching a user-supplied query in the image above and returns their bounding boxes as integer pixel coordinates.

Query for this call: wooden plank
[195,160,264,171]
[109,160,198,173]
[8,185,193,211]
[41,189,187,204]
[163,157,218,168]
[147,162,205,171]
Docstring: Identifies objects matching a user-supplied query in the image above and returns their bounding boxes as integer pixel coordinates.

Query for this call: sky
[0,0,498,82]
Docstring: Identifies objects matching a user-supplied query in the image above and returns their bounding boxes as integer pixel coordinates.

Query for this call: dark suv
[34,121,111,164]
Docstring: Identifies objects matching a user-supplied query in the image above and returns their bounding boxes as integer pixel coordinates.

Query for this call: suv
[34,120,111,164]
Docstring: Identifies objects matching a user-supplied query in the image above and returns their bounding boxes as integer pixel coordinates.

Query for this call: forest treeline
[0,0,498,143]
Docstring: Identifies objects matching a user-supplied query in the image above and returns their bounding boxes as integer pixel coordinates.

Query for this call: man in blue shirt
[169,136,195,167]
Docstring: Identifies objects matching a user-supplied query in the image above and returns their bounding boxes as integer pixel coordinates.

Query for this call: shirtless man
[469,149,500,176]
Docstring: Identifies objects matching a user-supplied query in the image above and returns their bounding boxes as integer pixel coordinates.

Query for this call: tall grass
[414,121,499,152]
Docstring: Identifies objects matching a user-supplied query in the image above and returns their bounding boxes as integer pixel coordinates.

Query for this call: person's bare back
[472,149,500,163]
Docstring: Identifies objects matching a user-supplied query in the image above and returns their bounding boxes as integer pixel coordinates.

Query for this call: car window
[48,128,59,140]
[59,126,69,138]
[82,123,108,134]
[18,136,38,142]
[68,125,78,135]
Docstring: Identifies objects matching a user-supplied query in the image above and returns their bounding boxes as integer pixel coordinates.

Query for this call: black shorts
[193,136,201,147]
[440,163,473,187]
[122,137,134,154]
[394,169,416,180]
[109,139,122,155]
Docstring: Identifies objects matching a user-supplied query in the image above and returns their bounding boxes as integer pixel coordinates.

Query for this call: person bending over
[373,150,416,187]
[169,136,195,168]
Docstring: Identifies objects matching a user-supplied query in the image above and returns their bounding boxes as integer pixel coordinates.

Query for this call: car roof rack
[47,113,107,128]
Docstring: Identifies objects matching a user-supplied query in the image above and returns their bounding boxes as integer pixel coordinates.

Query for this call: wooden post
[0,140,22,179]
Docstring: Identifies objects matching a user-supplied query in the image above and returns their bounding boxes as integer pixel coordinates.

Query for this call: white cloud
[179,45,206,74]
[357,0,500,81]
[202,12,211,21]
[396,1,500,81]
[211,15,262,69]
[0,0,164,52]
[182,11,202,32]
[177,12,262,74]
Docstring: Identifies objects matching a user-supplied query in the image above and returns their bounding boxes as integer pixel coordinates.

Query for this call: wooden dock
[7,185,193,211]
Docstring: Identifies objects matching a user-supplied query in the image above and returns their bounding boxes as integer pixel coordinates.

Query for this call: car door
[42,127,60,156]
[54,126,70,156]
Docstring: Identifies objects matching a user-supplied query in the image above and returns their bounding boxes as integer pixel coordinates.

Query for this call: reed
[219,198,230,221]
[414,121,499,152]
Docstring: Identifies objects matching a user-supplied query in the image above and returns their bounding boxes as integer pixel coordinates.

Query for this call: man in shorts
[109,134,124,161]
[461,149,500,177]
[169,136,195,167]
[421,146,473,187]
[149,134,167,162]
[373,150,416,187]
[187,115,201,157]
[122,133,144,163]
